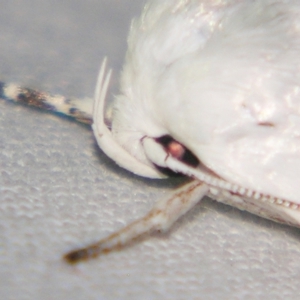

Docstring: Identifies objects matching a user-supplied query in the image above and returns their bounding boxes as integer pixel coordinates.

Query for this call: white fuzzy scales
[111,0,300,203]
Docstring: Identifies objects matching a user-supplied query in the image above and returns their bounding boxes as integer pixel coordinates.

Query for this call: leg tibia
[64,180,208,264]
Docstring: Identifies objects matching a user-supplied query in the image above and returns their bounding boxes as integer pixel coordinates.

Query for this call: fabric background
[1,1,300,299]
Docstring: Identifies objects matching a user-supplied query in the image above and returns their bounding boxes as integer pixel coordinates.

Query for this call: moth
[2,0,300,264]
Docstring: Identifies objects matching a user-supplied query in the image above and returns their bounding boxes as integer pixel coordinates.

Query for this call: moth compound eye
[155,135,199,168]
[142,135,200,177]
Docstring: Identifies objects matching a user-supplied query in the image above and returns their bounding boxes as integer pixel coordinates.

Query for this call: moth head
[92,59,201,179]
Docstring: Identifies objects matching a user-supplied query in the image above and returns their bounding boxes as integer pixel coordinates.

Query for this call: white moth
[2,0,300,263]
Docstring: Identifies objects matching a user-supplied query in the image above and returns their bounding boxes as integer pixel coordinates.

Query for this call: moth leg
[64,180,208,264]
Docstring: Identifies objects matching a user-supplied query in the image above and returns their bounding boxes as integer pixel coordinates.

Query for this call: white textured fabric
[1,1,300,299]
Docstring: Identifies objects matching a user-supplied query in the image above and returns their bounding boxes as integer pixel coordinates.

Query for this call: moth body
[2,0,300,263]
[94,0,300,226]
[64,0,300,263]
